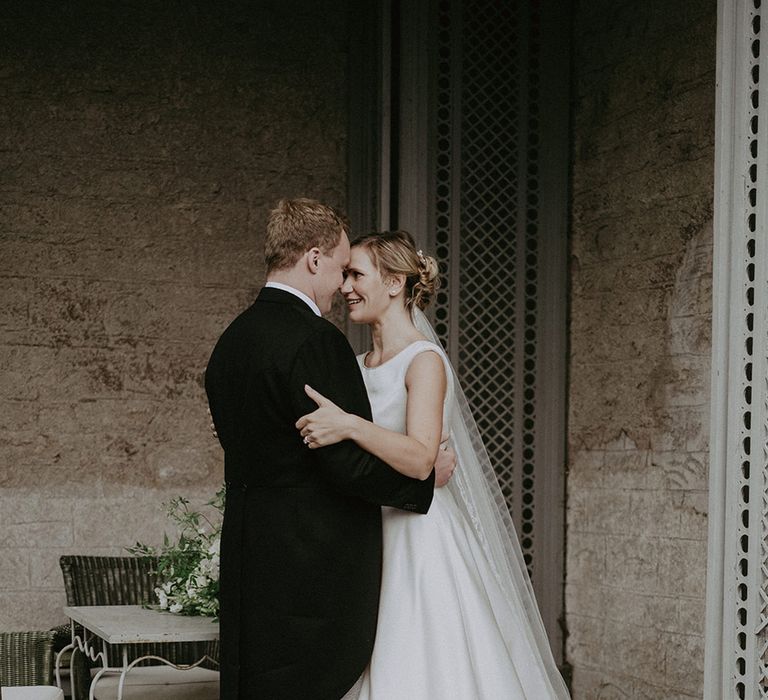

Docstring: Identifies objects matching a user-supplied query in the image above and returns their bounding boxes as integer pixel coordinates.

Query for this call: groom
[206,198,452,699]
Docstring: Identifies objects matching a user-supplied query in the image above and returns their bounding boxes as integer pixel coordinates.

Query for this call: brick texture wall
[566,1,716,697]
[0,2,348,630]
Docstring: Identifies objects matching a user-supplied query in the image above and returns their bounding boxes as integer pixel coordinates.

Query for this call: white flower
[156,587,168,609]
[197,558,214,577]
[129,485,224,616]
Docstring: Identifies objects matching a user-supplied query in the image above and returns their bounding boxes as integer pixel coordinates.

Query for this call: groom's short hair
[265,198,349,273]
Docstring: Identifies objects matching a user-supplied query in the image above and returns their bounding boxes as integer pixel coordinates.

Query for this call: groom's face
[315,230,351,314]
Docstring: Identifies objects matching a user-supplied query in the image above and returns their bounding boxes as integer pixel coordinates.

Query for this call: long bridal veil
[413,307,571,698]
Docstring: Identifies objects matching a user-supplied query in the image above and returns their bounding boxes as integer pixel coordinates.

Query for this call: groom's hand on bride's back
[434,439,456,488]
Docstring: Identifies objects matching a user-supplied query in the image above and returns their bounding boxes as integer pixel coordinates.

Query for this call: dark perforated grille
[433,0,541,574]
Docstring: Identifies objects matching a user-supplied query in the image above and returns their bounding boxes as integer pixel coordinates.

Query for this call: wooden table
[55,605,219,700]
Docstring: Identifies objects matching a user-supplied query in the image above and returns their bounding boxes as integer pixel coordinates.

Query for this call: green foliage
[127,486,225,617]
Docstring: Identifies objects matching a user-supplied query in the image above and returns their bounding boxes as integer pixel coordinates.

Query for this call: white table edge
[63,605,219,644]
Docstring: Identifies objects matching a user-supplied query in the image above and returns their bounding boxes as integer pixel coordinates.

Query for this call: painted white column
[705,1,767,697]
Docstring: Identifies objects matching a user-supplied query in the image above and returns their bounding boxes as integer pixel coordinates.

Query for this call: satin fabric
[355,340,567,699]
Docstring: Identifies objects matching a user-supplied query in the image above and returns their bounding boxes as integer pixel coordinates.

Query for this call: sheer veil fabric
[412,307,570,698]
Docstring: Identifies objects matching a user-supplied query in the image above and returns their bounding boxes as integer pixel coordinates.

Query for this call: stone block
[602,431,639,452]
[651,451,708,491]
[604,534,660,593]
[657,538,707,598]
[584,488,635,536]
[0,591,67,631]
[677,490,708,538]
[668,315,712,357]
[676,597,706,637]
[621,255,682,293]
[649,406,710,452]
[628,490,683,537]
[568,668,608,700]
[571,669,632,699]
[566,486,590,530]
[0,496,74,548]
[661,631,705,690]
[149,444,215,486]
[565,532,606,584]
[571,320,668,366]
[565,613,606,668]
[0,400,41,439]
[570,259,622,298]
[565,579,648,629]
[0,549,30,589]
[72,497,182,550]
[602,449,654,490]
[567,449,605,491]
[572,287,672,332]
[670,269,713,320]
[0,496,74,524]
[568,361,658,448]
[601,619,666,686]
[654,355,711,408]
[28,549,69,591]
[628,680,701,700]
[0,346,54,401]
[565,582,612,621]
[603,589,677,631]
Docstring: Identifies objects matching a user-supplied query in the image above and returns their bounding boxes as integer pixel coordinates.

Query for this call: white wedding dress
[352,338,570,700]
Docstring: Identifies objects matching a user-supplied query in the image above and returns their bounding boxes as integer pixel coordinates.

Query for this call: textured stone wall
[567,1,716,697]
[0,1,348,630]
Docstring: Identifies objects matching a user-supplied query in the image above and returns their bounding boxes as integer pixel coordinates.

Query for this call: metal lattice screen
[705,0,768,697]
[743,2,766,695]
[382,0,568,658]
[734,2,768,696]
[433,0,542,574]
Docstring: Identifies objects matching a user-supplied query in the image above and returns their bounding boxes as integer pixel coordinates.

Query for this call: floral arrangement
[127,486,224,618]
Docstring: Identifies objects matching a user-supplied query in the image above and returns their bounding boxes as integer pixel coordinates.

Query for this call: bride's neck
[368,305,419,360]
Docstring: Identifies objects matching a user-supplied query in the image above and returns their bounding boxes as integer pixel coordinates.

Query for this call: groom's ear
[305,247,321,274]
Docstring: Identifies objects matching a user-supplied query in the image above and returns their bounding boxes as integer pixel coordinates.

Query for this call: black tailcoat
[205,287,435,699]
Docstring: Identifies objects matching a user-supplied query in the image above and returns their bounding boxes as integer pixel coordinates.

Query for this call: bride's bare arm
[295,351,447,480]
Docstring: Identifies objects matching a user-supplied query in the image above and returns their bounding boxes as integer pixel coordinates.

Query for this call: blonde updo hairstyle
[351,230,440,310]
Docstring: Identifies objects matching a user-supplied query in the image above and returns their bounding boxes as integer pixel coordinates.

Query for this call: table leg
[88,639,110,700]
[116,646,129,700]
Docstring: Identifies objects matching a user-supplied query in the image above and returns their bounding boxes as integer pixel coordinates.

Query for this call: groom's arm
[288,323,435,513]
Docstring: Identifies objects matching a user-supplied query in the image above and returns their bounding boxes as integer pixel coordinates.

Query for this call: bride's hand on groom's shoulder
[296,385,356,449]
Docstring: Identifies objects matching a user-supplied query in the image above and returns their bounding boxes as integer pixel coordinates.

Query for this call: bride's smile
[341,247,393,323]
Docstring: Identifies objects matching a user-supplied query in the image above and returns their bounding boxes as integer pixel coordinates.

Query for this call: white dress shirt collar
[265,281,322,317]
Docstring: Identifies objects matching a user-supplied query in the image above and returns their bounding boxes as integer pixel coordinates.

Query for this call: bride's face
[341,246,392,323]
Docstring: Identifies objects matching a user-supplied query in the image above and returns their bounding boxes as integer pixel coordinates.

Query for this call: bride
[296,230,570,699]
